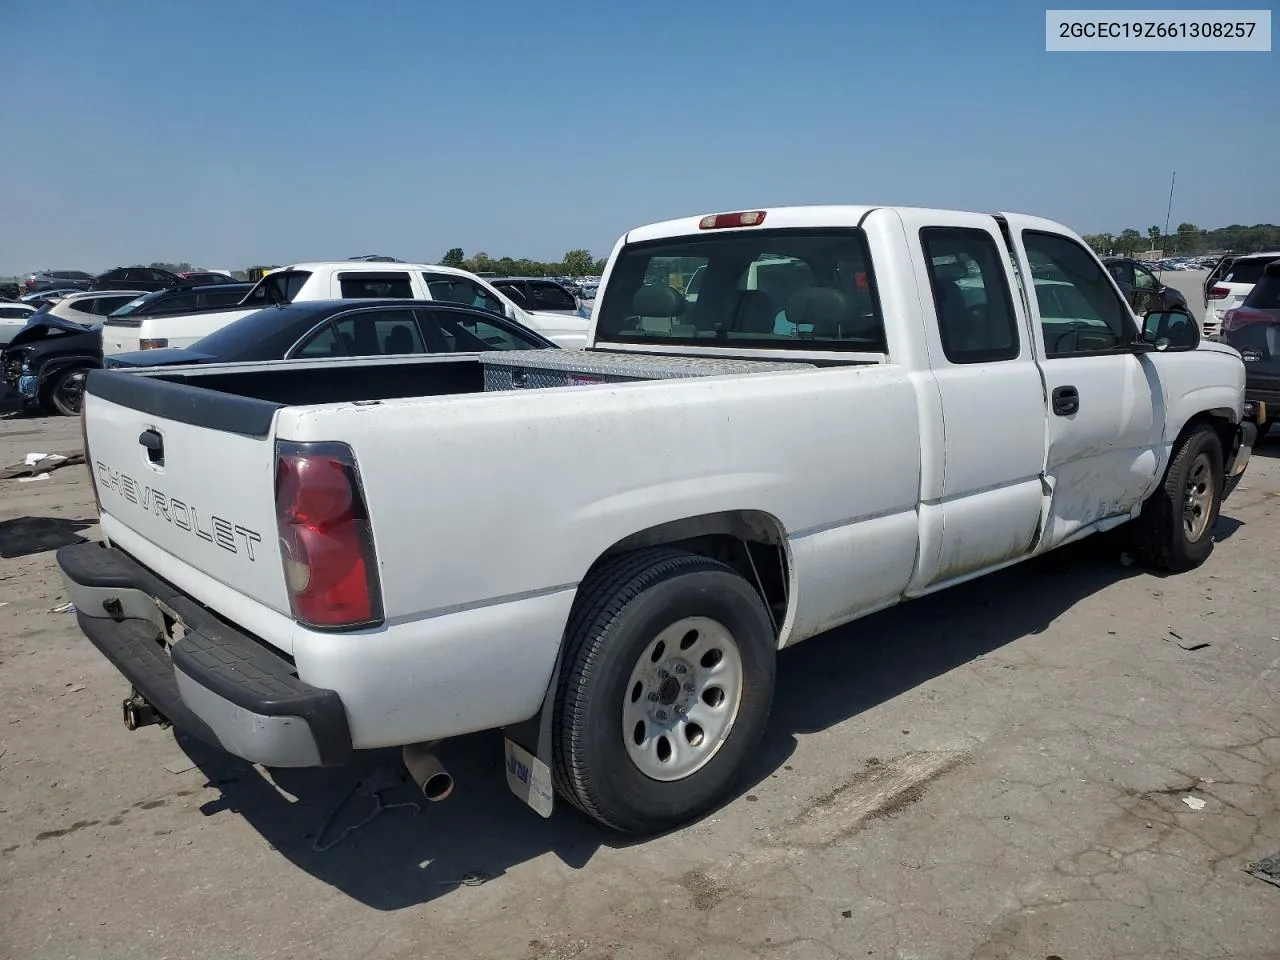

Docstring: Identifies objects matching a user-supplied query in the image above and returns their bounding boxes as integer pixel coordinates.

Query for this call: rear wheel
[1130,424,1223,571]
[552,548,776,833]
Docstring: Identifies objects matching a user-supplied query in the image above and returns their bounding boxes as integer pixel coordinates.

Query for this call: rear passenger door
[896,210,1049,592]
[1003,219,1160,549]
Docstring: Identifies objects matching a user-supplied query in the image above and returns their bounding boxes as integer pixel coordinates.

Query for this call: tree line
[141,249,608,281]
[1081,223,1280,258]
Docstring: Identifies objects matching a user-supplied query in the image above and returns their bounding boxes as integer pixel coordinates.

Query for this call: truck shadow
[0,516,95,558]
[179,523,1231,910]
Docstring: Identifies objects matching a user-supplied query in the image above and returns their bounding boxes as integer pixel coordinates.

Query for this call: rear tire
[1131,424,1223,571]
[551,548,776,834]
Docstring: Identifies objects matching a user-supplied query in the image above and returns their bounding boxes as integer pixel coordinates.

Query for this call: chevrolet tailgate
[80,367,298,654]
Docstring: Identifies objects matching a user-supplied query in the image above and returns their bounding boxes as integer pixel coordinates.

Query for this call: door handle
[138,429,164,466]
[1052,385,1079,417]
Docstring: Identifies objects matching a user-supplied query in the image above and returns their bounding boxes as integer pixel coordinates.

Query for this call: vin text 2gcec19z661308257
[57,205,1254,834]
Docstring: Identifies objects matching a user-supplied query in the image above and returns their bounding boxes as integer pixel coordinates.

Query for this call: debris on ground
[163,757,197,775]
[1182,796,1207,811]
[1164,629,1211,651]
[16,474,50,483]
[1244,852,1280,889]
[1,450,84,480]
[50,602,74,614]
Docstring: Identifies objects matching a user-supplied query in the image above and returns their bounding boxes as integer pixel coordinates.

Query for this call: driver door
[1004,219,1162,550]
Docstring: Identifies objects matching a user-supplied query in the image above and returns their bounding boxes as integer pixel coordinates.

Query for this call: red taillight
[1208,286,1230,300]
[139,338,168,350]
[80,401,101,512]
[274,442,382,630]
[1222,308,1276,332]
[698,210,767,230]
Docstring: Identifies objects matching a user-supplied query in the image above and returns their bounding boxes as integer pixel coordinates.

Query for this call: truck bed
[85,350,818,436]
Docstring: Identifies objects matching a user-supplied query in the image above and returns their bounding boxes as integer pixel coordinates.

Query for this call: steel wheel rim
[1183,452,1215,542]
[622,616,744,782]
[58,371,86,413]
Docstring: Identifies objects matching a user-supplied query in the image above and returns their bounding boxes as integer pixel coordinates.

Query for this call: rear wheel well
[589,511,790,637]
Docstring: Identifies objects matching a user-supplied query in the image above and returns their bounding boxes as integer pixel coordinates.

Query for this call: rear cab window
[595,228,887,352]
[1223,257,1276,286]
[337,272,413,299]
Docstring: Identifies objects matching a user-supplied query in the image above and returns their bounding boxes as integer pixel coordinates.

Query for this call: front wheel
[40,367,88,417]
[552,548,776,834]
[1130,424,1224,571]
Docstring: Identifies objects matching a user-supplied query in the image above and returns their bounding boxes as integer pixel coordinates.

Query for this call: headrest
[785,287,851,332]
[632,284,686,318]
[931,261,968,283]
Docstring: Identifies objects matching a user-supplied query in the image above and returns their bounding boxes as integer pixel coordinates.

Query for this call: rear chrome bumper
[56,541,352,767]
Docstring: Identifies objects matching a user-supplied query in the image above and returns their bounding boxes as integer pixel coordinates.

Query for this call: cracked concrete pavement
[1,274,1277,959]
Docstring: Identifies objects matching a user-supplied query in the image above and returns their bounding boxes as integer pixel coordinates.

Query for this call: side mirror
[1141,309,1200,351]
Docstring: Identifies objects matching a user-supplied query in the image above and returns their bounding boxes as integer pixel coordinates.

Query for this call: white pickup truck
[59,205,1254,834]
[100,261,590,354]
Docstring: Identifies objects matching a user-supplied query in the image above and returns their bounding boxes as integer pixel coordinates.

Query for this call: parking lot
[1,270,1277,960]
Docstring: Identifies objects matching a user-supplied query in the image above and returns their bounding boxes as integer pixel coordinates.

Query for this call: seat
[785,287,854,338]
[936,280,988,356]
[728,290,776,334]
[631,285,686,332]
[383,324,416,354]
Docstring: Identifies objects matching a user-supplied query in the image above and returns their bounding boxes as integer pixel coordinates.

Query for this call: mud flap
[499,642,567,818]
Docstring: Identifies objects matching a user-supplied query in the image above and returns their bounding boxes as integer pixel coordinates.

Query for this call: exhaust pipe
[402,742,454,802]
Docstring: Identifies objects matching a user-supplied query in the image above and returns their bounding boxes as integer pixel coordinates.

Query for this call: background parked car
[1,313,102,415]
[0,301,37,345]
[31,290,147,324]
[1202,251,1280,338]
[1101,257,1190,316]
[490,277,587,316]
[105,298,555,369]
[19,288,85,308]
[91,266,182,292]
[1221,259,1280,436]
[177,270,239,284]
[22,270,94,294]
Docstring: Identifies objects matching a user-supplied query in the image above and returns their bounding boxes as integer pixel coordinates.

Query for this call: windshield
[595,228,886,352]
[109,290,167,317]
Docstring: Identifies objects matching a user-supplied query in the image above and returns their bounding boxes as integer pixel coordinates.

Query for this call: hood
[5,315,100,349]
[104,347,215,368]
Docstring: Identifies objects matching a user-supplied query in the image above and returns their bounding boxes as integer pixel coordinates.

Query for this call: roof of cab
[623,204,1075,245]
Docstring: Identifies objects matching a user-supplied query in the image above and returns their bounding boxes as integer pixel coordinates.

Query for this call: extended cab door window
[1024,235,1132,356]
[422,272,507,316]
[920,228,1020,363]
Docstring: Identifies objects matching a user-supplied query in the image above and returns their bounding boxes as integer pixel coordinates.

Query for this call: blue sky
[1,0,1275,273]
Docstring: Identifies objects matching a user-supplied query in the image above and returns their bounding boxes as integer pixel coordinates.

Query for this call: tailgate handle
[138,429,164,466]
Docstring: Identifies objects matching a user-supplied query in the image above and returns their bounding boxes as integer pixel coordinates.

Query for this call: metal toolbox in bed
[480,349,812,391]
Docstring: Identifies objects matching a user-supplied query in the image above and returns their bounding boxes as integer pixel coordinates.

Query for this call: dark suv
[1101,258,1189,315]
[91,266,182,292]
[1221,259,1280,437]
[23,270,94,294]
